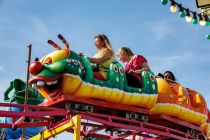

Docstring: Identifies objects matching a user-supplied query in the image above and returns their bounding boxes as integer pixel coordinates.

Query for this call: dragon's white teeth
[47,80,58,85]
[37,80,45,86]
[32,83,37,88]
[52,80,58,84]
[31,80,58,88]
[46,81,53,85]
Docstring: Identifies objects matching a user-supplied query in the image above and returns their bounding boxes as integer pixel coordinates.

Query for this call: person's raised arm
[88,50,112,64]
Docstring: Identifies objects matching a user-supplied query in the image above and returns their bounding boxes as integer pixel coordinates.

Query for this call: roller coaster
[0,34,209,140]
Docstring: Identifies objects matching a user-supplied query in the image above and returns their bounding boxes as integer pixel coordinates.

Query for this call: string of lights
[161,0,210,27]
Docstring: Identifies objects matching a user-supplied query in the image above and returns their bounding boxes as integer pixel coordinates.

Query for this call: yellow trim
[40,50,69,64]
[196,93,201,104]
[178,85,185,97]
[29,115,81,140]
[64,74,157,109]
[151,103,208,125]
[38,74,158,109]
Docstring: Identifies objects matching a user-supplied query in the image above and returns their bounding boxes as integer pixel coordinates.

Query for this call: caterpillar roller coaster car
[28,34,209,139]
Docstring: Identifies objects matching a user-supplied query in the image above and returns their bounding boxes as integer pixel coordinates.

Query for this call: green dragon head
[29,34,85,99]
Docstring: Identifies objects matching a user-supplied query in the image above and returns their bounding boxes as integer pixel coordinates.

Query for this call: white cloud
[20,15,51,44]
[147,18,175,42]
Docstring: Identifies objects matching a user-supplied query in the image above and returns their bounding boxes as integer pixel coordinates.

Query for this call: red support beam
[18,122,49,128]
[149,114,201,131]
[80,112,195,140]
[65,111,203,139]
[0,110,67,118]
[0,123,12,128]
[88,125,108,133]
[0,103,67,129]
[0,103,65,111]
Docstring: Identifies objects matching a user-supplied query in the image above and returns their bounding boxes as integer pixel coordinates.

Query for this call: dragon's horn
[58,34,70,49]
[47,40,62,50]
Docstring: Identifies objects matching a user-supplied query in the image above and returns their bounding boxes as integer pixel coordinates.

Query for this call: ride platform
[0,95,206,140]
[39,95,205,140]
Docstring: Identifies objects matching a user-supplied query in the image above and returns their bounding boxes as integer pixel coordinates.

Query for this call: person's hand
[157,73,164,78]
[128,70,134,75]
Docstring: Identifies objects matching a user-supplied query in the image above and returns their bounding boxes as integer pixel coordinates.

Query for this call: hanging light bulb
[185,15,192,22]
[161,0,168,5]
[170,6,177,13]
[185,9,192,22]
[169,0,177,13]
[192,12,198,24]
[178,4,186,18]
[199,14,206,26]
[200,20,206,26]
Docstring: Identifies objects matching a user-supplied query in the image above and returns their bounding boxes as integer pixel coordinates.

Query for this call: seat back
[124,71,157,94]
[106,61,125,90]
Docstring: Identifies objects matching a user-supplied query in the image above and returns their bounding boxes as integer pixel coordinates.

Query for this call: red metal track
[39,95,205,139]
[0,97,206,139]
[0,103,67,128]
[79,112,199,140]
[40,95,204,139]
[149,114,202,131]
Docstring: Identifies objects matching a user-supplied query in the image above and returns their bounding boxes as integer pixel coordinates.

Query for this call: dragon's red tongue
[50,88,61,99]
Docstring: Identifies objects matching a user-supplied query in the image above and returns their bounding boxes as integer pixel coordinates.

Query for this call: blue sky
[0,0,210,139]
